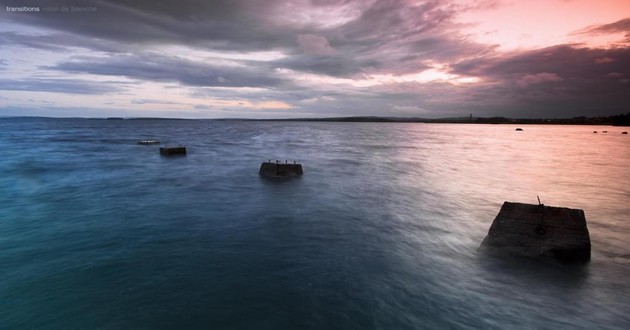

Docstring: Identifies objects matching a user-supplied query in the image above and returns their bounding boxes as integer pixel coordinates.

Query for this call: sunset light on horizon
[1,0,629,118]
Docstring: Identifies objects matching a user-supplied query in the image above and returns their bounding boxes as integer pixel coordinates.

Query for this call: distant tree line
[611,113,630,126]
[472,112,630,126]
[246,112,630,125]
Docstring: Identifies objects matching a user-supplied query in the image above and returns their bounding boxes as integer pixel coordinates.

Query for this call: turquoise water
[1,118,629,329]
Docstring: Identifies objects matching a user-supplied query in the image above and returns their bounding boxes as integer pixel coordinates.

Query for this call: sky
[0,0,629,119]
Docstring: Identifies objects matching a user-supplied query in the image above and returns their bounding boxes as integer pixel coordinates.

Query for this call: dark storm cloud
[587,18,630,33]
[576,18,630,42]
[0,78,124,94]
[449,45,630,116]
[274,54,383,77]
[0,0,286,51]
[130,99,183,105]
[23,0,490,88]
[2,0,629,118]
[1,0,490,77]
[303,0,494,76]
[46,53,286,88]
[0,31,68,51]
[406,36,495,62]
[452,45,630,78]
[336,0,452,42]
[0,31,131,53]
[258,0,495,77]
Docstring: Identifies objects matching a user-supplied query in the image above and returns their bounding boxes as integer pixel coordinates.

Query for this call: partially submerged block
[480,202,591,262]
[259,161,303,178]
[137,139,160,145]
[160,146,187,155]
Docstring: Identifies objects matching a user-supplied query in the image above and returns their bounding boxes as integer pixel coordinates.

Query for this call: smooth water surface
[1,118,629,329]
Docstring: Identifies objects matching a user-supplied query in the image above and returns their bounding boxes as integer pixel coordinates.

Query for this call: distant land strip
[250,113,630,126]
[2,113,629,126]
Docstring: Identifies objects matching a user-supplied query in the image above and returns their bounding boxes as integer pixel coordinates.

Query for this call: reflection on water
[0,118,628,329]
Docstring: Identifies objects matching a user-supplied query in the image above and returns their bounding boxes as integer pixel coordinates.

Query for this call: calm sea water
[1,118,628,329]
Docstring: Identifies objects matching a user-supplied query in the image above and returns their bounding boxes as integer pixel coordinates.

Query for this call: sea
[0,117,628,329]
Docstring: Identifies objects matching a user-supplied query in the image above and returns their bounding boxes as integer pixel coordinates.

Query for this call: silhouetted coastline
[2,112,629,125]
[255,112,630,125]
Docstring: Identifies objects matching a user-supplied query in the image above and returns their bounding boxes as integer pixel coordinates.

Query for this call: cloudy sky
[1,0,629,118]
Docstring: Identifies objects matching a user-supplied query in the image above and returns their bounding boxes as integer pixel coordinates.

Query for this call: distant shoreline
[2,113,629,126]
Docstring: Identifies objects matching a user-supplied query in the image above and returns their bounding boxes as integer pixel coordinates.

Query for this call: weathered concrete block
[259,161,303,178]
[480,202,591,263]
[159,146,187,155]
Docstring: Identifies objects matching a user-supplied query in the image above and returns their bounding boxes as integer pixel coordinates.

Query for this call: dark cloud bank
[1,0,629,118]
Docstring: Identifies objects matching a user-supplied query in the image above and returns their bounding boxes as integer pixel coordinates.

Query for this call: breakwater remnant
[259,160,303,178]
[159,146,187,155]
[480,201,591,263]
[137,139,160,145]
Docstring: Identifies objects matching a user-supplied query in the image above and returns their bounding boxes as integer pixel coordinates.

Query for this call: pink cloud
[516,72,562,87]
[297,34,334,56]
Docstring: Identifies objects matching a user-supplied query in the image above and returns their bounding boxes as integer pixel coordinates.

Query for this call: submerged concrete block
[259,161,303,178]
[159,146,187,155]
[480,202,591,262]
[137,139,160,145]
